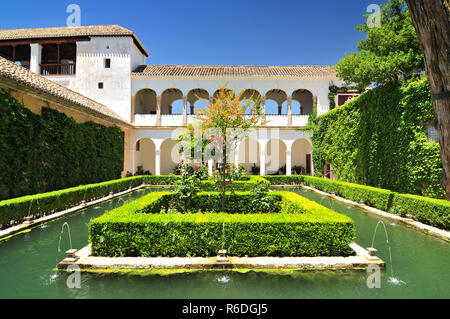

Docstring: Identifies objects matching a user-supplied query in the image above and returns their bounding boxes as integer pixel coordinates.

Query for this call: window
[98,82,104,89]
[104,58,111,68]
[427,127,439,142]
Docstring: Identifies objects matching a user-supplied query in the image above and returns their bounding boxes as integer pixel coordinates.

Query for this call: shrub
[303,176,394,212]
[0,90,124,200]
[89,191,356,257]
[0,176,147,228]
[264,176,305,185]
[389,194,450,230]
[310,79,444,199]
[292,175,449,230]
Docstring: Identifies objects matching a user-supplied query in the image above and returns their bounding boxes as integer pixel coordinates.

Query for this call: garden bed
[89,191,355,258]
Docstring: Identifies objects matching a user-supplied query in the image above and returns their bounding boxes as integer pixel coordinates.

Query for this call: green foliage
[264,175,449,230]
[336,0,423,87]
[303,176,395,212]
[389,194,450,230]
[89,191,356,257]
[264,176,305,185]
[172,161,202,212]
[311,78,444,199]
[327,85,364,110]
[250,180,272,213]
[141,175,180,185]
[0,89,124,200]
[0,176,146,228]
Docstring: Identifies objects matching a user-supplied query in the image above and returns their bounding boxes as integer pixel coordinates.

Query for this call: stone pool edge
[57,243,385,271]
[0,184,169,241]
[276,185,449,242]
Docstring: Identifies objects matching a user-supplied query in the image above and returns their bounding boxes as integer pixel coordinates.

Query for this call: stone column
[287,97,292,126]
[208,158,213,176]
[155,149,161,175]
[286,149,292,176]
[182,96,188,126]
[156,95,161,126]
[130,145,136,175]
[260,97,266,124]
[30,43,42,75]
[259,144,266,176]
[234,143,240,168]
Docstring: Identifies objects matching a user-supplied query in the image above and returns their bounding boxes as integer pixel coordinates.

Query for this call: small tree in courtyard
[196,86,265,211]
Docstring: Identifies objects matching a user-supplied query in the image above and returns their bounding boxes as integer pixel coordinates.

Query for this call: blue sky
[0,0,384,66]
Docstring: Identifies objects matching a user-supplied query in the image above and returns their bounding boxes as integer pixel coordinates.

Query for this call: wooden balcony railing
[40,63,76,76]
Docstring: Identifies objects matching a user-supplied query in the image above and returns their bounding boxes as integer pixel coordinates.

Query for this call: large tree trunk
[406,0,450,199]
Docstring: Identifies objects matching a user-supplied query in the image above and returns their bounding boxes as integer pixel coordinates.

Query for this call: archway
[266,139,287,174]
[240,89,261,114]
[265,89,287,115]
[161,88,183,115]
[134,89,157,114]
[160,138,182,175]
[291,138,313,175]
[238,136,260,174]
[135,138,156,175]
[292,89,314,115]
[187,88,209,115]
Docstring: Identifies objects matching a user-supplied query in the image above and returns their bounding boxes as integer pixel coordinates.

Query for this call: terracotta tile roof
[0,57,130,126]
[133,65,336,77]
[0,25,149,56]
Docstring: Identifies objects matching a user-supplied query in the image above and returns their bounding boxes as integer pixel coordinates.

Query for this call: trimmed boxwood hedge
[388,193,450,230]
[0,175,267,229]
[89,191,356,257]
[0,176,147,228]
[263,176,305,185]
[263,175,450,230]
[198,176,269,192]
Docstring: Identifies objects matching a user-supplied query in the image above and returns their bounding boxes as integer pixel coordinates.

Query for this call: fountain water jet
[58,222,79,262]
[370,220,403,285]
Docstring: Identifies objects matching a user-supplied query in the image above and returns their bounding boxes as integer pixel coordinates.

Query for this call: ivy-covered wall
[312,78,444,199]
[0,89,124,200]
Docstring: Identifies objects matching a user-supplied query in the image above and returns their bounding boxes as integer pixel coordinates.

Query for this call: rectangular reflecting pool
[0,187,448,299]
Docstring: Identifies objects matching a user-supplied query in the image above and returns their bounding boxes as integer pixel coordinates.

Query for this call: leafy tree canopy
[336,0,424,88]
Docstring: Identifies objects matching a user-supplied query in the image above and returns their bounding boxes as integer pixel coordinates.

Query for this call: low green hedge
[198,176,269,192]
[389,193,450,230]
[263,176,305,185]
[141,175,180,185]
[0,176,148,228]
[0,175,267,228]
[302,176,394,212]
[89,191,356,257]
[264,175,449,230]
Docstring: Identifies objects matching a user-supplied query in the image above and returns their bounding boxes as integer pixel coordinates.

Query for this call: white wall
[66,37,135,122]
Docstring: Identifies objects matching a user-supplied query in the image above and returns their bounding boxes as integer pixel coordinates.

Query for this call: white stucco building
[0,25,349,176]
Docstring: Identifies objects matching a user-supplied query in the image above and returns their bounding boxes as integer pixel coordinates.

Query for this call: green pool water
[0,187,448,299]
